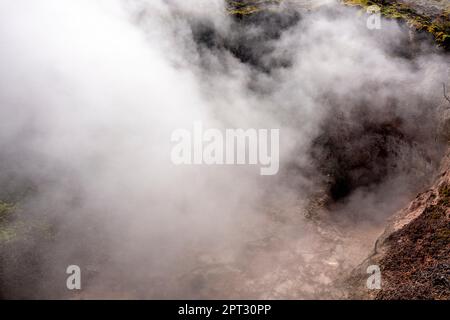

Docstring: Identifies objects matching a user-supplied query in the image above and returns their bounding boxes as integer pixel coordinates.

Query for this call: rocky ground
[347,146,450,299]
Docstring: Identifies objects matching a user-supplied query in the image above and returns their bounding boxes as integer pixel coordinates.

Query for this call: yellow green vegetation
[0,224,20,243]
[227,0,282,15]
[343,0,450,49]
[0,201,18,243]
[0,201,54,244]
[0,201,15,222]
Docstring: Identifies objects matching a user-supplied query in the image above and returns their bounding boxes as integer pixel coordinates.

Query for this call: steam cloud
[0,0,448,298]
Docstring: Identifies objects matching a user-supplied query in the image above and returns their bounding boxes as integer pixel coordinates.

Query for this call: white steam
[0,0,448,298]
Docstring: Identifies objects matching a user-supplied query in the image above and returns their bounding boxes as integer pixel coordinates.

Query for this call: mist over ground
[0,0,448,298]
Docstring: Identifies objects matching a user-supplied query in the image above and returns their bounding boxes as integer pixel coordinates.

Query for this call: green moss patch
[0,201,15,221]
[0,200,54,245]
[0,201,18,243]
[227,0,282,16]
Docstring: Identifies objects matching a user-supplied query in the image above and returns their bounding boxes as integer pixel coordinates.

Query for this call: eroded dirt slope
[348,147,450,299]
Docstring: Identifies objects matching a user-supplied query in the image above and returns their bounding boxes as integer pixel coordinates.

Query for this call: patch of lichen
[0,200,55,245]
[227,0,282,16]
[0,201,18,243]
[343,0,450,49]
[0,201,15,222]
[0,224,20,243]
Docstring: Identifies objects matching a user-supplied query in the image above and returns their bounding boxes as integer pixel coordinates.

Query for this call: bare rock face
[347,149,450,299]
